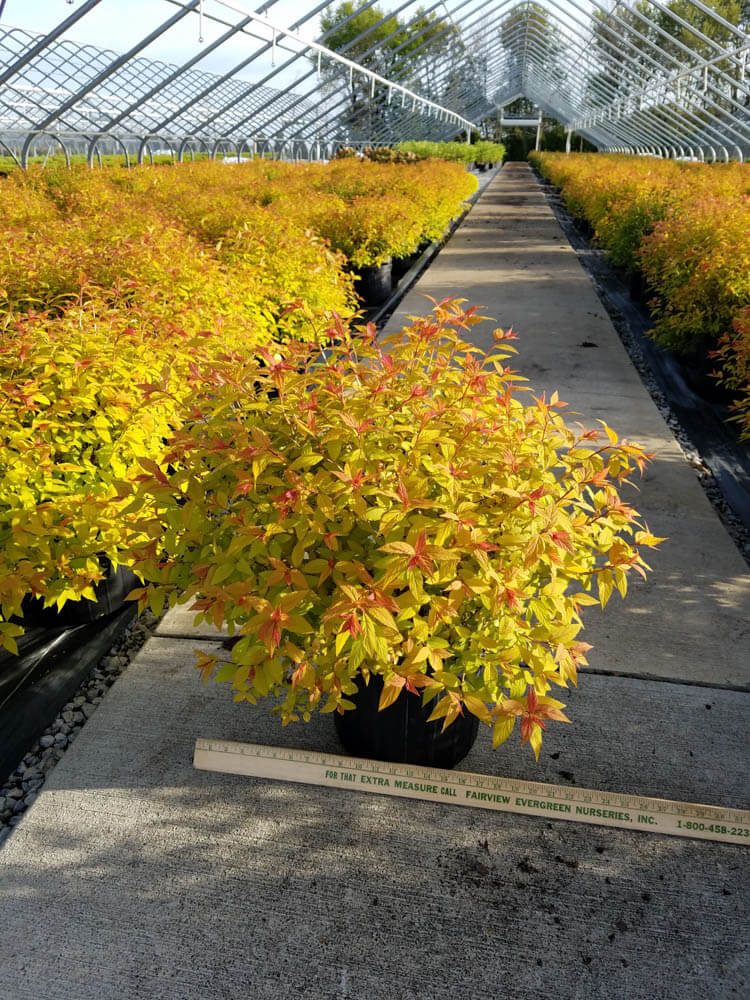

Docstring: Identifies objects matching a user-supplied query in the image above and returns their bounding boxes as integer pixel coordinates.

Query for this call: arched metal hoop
[255,137,274,160]
[86,134,131,169]
[291,139,310,162]
[177,135,210,163]
[0,137,23,169]
[211,138,240,162]
[274,138,294,161]
[137,135,176,166]
[238,137,257,161]
[20,131,72,169]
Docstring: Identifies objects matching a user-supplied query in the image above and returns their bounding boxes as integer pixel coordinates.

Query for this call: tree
[320,1,403,76]
[498,4,570,105]
[590,1,660,107]
[317,3,460,142]
[315,2,402,141]
[655,0,743,61]
[654,0,746,111]
[390,9,460,100]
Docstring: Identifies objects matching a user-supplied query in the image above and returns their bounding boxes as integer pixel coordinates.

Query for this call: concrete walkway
[1,163,748,1000]
[387,162,750,689]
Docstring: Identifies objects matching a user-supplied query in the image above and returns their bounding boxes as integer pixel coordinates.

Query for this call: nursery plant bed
[367,163,502,329]
[0,604,137,786]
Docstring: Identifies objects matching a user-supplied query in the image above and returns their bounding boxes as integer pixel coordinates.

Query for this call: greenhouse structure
[1,0,749,163]
[1,3,750,999]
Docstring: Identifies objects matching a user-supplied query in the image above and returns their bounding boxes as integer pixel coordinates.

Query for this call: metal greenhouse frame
[0,0,748,165]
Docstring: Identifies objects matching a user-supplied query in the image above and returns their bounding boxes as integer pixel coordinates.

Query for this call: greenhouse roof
[1,0,748,163]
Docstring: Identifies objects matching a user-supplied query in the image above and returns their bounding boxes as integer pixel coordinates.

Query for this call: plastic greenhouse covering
[0,0,748,164]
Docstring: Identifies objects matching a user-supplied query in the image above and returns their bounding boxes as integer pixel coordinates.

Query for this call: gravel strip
[0,608,161,847]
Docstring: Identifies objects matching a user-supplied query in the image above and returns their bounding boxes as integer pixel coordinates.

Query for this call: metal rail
[0,0,747,163]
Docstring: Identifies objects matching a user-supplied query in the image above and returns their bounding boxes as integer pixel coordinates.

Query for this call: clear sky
[0,1,599,97]
[1,1,325,88]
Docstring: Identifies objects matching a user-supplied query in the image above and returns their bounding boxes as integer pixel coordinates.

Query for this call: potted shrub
[0,162,363,650]
[126,299,661,766]
[306,192,423,307]
[0,302,191,649]
[710,305,750,440]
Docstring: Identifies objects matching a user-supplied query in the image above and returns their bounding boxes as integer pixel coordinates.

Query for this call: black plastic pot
[628,269,654,305]
[334,673,479,769]
[392,250,421,282]
[352,259,392,307]
[0,602,137,787]
[682,353,736,406]
[21,557,141,629]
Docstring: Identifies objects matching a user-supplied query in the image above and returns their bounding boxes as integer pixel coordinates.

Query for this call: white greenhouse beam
[209,0,476,133]
[1,0,748,162]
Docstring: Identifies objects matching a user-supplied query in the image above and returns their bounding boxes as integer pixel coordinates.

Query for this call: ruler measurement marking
[194,739,750,844]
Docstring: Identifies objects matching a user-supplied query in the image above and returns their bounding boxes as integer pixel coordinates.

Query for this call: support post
[535,109,543,152]
[565,127,572,154]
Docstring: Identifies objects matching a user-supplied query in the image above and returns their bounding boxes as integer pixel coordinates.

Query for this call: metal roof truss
[0,0,747,164]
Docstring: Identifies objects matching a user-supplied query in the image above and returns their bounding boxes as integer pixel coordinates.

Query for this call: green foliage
[395,141,473,163]
[361,146,420,164]
[657,0,743,59]
[395,141,505,165]
[638,194,750,358]
[125,300,659,758]
[533,150,750,430]
[320,2,403,67]
[318,3,456,140]
[711,306,750,438]
[0,157,481,645]
[471,142,506,165]
[506,129,535,162]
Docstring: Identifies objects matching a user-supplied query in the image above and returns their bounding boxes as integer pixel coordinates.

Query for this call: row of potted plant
[78,156,476,299]
[333,146,421,163]
[299,159,479,302]
[0,161,348,652]
[1,163,356,340]
[712,306,750,440]
[0,157,478,650]
[0,303,192,649]
[1,159,659,763]
[394,140,505,166]
[5,156,477,300]
[334,141,506,168]
[530,151,750,437]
